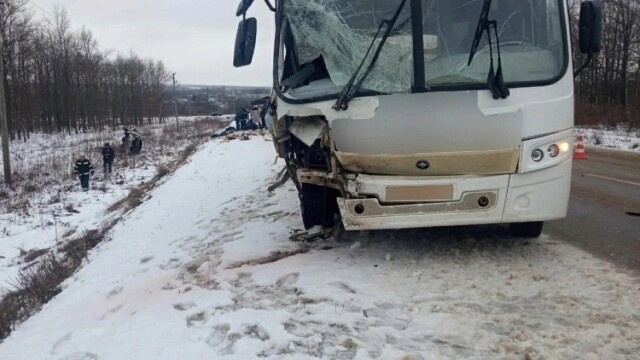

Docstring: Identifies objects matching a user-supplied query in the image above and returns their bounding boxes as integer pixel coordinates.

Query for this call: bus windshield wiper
[467,0,510,99]
[333,0,409,111]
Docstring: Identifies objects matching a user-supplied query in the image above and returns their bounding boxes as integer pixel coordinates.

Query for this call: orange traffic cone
[574,134,587,160]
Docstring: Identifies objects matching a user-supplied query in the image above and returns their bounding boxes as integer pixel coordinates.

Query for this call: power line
[26,0,53,18]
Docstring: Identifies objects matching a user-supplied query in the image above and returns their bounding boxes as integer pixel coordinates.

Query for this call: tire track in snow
[176,177,640,359]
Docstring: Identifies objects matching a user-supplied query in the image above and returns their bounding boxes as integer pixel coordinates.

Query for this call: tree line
[570,0,639,128]
[1,1,171,141]
[1,1,638,138]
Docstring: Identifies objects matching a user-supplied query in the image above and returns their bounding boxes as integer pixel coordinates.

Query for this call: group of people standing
[73,128,143,191]
[122,128,143,155]
[235,105,267,131]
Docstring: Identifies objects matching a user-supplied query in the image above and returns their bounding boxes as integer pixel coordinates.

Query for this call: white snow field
[0,137,639,360]
[0,117,224,290]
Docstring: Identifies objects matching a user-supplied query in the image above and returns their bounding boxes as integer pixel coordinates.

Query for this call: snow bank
[576,126,640,152]
[1,137,638,359]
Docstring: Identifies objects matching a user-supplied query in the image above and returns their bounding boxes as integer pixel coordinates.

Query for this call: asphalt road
[547,147,640,274]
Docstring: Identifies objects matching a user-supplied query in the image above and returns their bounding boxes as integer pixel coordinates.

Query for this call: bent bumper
[337,160,572,231]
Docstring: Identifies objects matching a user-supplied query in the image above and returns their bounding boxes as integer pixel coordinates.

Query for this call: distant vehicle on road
[233,0,603,238]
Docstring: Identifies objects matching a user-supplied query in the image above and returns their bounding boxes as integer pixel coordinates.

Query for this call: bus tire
[509,222,544,238]
[300,184,339,230]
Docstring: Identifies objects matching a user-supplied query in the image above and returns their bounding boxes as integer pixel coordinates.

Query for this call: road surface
[547,147,640,273]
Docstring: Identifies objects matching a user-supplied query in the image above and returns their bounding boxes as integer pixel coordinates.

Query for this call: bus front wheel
[300,184,339,230]
[509,222,544,238]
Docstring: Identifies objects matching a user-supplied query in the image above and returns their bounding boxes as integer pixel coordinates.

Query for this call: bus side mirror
[233,18,257,68]
[236,0,255,17]
[579,0,603,54]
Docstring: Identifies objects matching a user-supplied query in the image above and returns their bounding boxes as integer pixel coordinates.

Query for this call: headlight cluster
[520,129,574,173]
[531,142,569,162]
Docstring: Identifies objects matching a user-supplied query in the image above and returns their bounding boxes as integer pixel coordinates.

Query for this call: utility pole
[172,72,179,130]
[0,1,11,185]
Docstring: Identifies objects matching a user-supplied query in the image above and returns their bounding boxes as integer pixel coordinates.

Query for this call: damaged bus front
[233,0,603,238]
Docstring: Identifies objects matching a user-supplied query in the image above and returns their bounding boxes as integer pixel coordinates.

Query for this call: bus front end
[234,0,603,238]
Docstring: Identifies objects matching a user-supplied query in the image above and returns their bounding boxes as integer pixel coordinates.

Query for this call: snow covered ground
[0,137,639,359]
[576,126,640,152]
[0,117,227,290]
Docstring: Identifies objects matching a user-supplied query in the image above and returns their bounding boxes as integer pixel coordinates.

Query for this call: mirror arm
[264,0,276,12]
[574,52,593,78]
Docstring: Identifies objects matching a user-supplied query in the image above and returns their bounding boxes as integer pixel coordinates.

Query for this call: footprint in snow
[230,272,253,288]
[329,281,357,294]
[276,272,300,288]
[206,323,231,348]
[159,257,182,270]
[173,302,197,311]
[261,201,278,209]
[243,324,270,341]
[186,311,207,327]
[100,304,124,320]
[106,286,124,298]
[366,307,412,331]
[374,301,401,310]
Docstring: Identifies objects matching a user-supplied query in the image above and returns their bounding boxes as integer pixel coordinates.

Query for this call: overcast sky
[34,0,275,86]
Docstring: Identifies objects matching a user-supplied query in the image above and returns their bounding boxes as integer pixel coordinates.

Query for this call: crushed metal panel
[289,118,327,147]
[335,149,520,176]
[277,97,379,123]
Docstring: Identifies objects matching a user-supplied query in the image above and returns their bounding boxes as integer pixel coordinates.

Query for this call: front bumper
[337,159,572,231]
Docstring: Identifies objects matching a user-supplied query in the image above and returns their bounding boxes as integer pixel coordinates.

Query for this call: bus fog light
[515,195,530,210]
[548,144,560,158]
[531,149,544,162]
[559,142,570,153]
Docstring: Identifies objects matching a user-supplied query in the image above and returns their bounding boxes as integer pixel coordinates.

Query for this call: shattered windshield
[285,0,413,95]
[283,0,566,96]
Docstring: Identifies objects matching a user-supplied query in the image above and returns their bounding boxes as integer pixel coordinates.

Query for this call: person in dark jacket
[73,152,94,191]
[129,133,143,154]
[102,143,115,173]
[235,108,249,130]
[260,105,267,130]
[121,128,131,152]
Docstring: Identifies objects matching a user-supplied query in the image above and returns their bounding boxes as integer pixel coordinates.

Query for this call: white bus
[233,0,603,238]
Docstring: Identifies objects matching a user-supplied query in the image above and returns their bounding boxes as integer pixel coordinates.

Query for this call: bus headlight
[532,149,544,162]
[548,144,560,158]
[519,129,573,173]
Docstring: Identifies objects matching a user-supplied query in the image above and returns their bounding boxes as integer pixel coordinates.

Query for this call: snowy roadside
[576,126,640,153]
[0,137,638,359]
[0,117,228,290]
